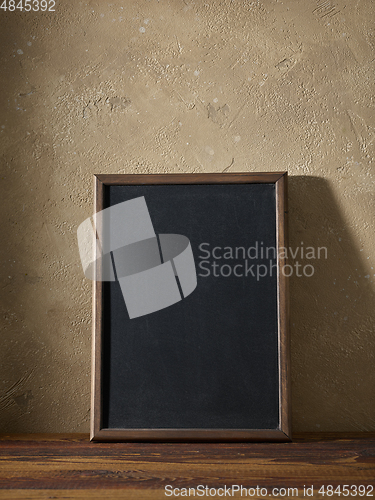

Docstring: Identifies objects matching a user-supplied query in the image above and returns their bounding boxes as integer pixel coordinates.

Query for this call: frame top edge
[94,172,288,185]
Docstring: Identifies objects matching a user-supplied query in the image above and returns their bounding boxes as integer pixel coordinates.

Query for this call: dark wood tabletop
[0,433,374,499]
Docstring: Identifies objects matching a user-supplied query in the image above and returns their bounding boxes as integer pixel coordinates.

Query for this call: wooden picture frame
[90,172,290,442]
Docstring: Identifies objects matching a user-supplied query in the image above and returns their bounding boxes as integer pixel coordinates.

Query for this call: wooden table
[0,434,374,499]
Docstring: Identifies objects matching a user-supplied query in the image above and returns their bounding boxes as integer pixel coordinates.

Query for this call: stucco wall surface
[0,0,374,433]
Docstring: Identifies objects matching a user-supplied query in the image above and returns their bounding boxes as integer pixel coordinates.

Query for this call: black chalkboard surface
[91,173,290,441]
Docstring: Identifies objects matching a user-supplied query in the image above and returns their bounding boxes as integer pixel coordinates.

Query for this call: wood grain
[0,434,374,498]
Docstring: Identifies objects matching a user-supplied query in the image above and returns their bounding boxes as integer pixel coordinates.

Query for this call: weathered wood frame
[91,172,290,442]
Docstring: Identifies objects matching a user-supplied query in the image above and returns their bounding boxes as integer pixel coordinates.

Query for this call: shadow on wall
[288,176,375,432]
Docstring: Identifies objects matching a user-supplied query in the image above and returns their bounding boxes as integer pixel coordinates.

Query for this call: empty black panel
[102,183,279,430]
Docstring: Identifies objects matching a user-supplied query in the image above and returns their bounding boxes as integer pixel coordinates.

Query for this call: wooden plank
[293,432,375,441]
[0,435,374,491]
[0,491,372,500]
[1,432,375,441]
[0,491,166,500]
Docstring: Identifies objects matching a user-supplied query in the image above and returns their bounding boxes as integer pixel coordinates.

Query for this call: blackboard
[90,173,290,441]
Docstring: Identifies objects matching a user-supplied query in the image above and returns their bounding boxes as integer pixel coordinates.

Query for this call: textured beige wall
[0,0,374,433]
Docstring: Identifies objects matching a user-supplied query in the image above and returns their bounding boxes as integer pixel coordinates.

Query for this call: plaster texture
[0,0,374,432]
